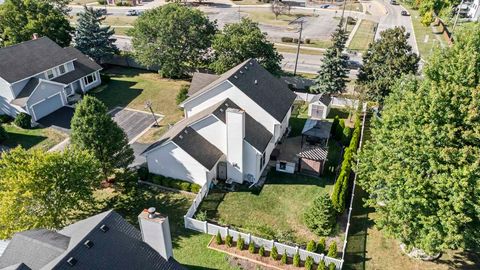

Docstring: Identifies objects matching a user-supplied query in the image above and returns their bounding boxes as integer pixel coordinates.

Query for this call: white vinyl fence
[183,183,343,269]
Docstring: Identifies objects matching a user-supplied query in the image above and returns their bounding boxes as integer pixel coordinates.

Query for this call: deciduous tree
[0,0,73,47]
[71,96,134,179]
[357,24,480,254]
[357,27,419,104]
[0,147,100,239]
[130,4,216,78]
[74,6,118,63]
[210,18,282,76]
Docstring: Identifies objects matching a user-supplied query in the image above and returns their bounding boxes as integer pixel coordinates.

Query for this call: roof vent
[147,207,156,219]
[244,66,248,70]
[254,80,258,85]
[219,108,224,112]
[249,62,253,65]
[234,75,238,79]
[239,70,243,74]
[84,240,94,249]
[225,102,229,106]
[67,257,77,267]
[179,135,183,139]
[99,224,109,233]
[184,129,188,134]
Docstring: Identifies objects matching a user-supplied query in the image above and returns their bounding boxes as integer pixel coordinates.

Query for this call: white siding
[190,115,227,154]
[226,109,245,183]
[27,81,66,107]
[183,81,280,134]
[308,102,329,119]
[243,141,261,181]
[0,78,13,101]
[146,142,210,186]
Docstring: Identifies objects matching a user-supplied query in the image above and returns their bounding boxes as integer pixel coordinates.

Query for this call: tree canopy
[0,147,100,239]
[310,24,349,95]
[357,24,480,254]
[130,4,216,78]
[71,96,134,179]
[357,27,419,104]
[0,0,73,47]
[210,18,282,76]
[74,6,118,63]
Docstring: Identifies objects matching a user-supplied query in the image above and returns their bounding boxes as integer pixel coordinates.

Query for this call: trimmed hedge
[237,236,244,250]
[293,251,300,267]
[329,262,336,270]
[281,37,294,42]
[318,260,326,270]
[306,240,316,252]
[327,241,337,258]
[248,241,255,253]
[226,234,233,247]
[14,113,31,129]
[317,237,326,253]
[305,256,313,270]
[216,232,222,245]
[259,245,265,256]
[270,245,278,260]
[281,251,287,264]
[142,171,202,193]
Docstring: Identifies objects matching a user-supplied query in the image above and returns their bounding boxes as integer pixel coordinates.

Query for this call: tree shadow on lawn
[4,132,47,150]
[102,65,151,77]
[264,170,332,187]
[90,79,141,110]
[327,107,350,119]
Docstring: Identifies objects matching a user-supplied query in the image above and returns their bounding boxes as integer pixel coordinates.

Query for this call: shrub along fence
[184,184,343,269]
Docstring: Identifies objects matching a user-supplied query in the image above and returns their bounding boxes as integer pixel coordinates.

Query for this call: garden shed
[301,119,332,147]
[297,147,328,176]
[308,94,332,120]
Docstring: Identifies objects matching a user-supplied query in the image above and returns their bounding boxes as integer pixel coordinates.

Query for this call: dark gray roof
[52,47,101,84]
[185,59,297,122]
[0,229,70,269]
[297,147,328,161]
[0,211,185,270]
[213,99,273,152]
[10,78,40,107]
[302,119,333,139]
[311,94,332,106]
[172,126,223,170]
[188,72,220,96]
[0,38,76,83]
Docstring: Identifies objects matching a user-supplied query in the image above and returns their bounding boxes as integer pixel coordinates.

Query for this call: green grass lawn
[91,66,188,143]
[348,20,377,52]
[90,186,238,270]
[2,123,67,151]
[199,171,334,244]
[275,44,325,56]
[243,10,313,27]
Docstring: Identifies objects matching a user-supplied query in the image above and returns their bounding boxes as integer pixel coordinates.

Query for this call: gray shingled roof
[302,119,333,139]
[53,48,102,85]
[0,263,31,270]
[0,211,185,270]
[188,72,220,96]
[10,78,40,107]
[0,38,76,83]
[184,59,296,123]
[213,99,273,152]
[310,94,332,106]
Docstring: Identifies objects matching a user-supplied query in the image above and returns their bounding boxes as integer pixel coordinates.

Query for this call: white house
[467,0,480,20]
[0,37,102,122]
[143,59,297,186]
[308,94,332,120]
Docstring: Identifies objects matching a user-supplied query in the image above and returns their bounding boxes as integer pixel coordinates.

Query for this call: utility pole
[293,20,303,76]
[145,100,159,127]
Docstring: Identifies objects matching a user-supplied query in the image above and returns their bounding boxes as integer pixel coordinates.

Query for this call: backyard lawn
[198,171,335,245]
[348,20,377,52]
[91,66,188,143]
[2,123,67,151]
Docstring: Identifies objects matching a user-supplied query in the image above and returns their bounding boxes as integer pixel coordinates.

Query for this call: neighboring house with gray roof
[0,37,102,122]
[0,209,184,270]
[143,59,296,185]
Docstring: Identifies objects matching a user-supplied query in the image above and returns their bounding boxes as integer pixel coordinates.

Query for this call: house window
[279,162,286,170]
[83,73,96,86]
[260,152,266,169]
[58,64,66,75]
[46,69,55,80]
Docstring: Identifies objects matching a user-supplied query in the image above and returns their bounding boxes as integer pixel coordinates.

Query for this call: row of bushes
[331,116,352,146]
[281,37,312,44]
[1,113,31,129]
[137,167,202,193]
[331,115,361,213]
[216,232,337,269]
[306,239,337,258]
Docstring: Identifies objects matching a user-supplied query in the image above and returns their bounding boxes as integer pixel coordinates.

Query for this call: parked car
[346,60,361,70]
[125,10,139,16]
[319,4,330,8]
[401,10,410,16]
[390,0,397,4]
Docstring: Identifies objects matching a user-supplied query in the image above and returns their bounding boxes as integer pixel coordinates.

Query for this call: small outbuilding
[297,147,328,176]
[308,94,332,120]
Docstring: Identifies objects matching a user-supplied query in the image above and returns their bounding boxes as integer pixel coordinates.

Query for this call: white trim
[8,59,77,85]
[29,92,64,121]
[179,80,233,107]
[27,78,66,102]
[82,72,98,87]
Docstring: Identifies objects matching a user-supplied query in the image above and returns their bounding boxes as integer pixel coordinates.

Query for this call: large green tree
[74,6,118,63]
[357,24,480,254]
[71,96,134,179]
[0,0,73,47]
[130,4,216,78]
[0,147,100,239]
[310,24,349,95]
[357,27,419,104]
[211,18,282,75]
[304,193,336,236]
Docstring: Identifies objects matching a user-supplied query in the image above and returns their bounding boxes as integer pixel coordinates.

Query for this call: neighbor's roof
[297,147,328,161]
[188,72,220,96]
[184,59,297,122]
[0,211,185,270]
[10,78,40,107]
[53,47,102,84]
[302,119,333,139]
[0,38,76,83]
[310,94,332,106]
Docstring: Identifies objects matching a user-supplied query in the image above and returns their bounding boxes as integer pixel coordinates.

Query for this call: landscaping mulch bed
[208,237,315,270]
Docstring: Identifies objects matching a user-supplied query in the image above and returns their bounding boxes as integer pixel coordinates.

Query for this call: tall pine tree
[310,24,349,95]
[74,6,118,63]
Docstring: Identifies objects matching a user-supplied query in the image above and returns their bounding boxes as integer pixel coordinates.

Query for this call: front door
[217,162,227,180]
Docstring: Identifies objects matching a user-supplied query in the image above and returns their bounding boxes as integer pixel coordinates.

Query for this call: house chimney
[138,207,173,260]
[226,108,245,183]
[32,33,39,40]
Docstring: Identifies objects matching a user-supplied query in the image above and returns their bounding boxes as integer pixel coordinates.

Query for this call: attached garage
[30,93,64,121]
